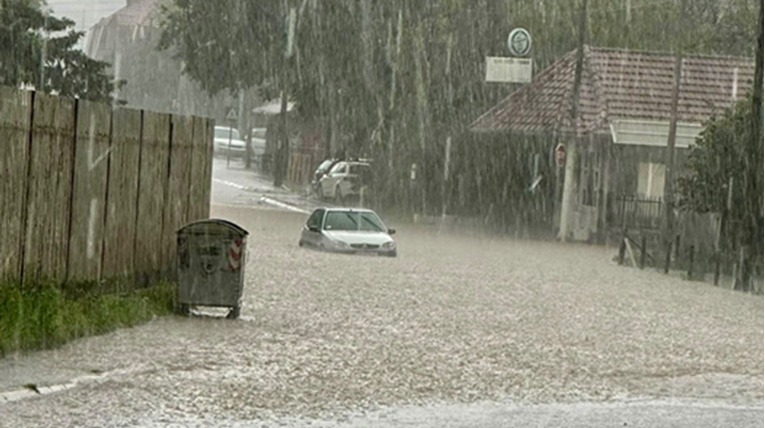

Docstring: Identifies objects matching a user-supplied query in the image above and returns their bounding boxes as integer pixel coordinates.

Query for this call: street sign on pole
[226,107,239,122]
[507,28,532,57]
[485,57,532,83]
[555,143,566,167]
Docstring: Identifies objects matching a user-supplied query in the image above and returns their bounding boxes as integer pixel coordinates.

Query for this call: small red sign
[555,143,566,167]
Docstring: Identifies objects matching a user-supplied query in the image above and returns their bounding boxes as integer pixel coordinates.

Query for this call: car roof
[321,207,376,213]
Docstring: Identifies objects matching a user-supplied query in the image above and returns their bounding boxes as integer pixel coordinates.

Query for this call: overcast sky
[46,0,125,47]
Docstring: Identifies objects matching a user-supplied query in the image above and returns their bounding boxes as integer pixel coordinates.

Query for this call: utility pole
[274,4,296,188]
[661,54,682,273]
[739,0,763,291]
[559,0,588,242]
[39,9,49,91]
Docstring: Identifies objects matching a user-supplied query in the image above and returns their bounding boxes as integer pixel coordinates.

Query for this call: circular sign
[555,143,566,167]
[507,28,532,57]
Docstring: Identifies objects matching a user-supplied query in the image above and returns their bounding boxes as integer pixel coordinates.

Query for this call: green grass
[0,280,175,356]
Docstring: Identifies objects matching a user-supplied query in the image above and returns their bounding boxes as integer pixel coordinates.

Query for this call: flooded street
[1,198,762,427]
[2,0,762,425]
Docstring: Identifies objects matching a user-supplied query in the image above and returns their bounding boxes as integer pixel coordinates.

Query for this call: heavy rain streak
[0,0,762,427]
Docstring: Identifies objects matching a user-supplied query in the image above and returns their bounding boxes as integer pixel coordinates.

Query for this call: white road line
[212,178,250,191]
[212,177,310,214]
[258,197,310,214]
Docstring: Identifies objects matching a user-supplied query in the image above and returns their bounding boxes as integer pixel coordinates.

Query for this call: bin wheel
[179,303,191,316]
[227,306,241,320]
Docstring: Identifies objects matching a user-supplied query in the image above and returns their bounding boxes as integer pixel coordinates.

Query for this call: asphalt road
[0,161,761,428]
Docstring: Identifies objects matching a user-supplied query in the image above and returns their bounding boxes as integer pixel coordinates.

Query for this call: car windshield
[324,211,385,232]
[328,163,345,174]
[317,160,334,172]
[215,127,240,140]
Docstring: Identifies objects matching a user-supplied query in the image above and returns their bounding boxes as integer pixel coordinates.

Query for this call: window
[637,162,666,199]
[359,212,385,232]
[307,209,325,229]
[329,163,347,175]
[324,211,385,232]
[324,211,357,231]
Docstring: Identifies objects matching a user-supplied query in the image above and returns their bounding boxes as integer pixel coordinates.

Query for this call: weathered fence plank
[161,114,194,269]
[187,116,209,222]
[23,93,75,283]
[0,87,32,281]
[201,119,215,218]
[101,108,142,278]
[67,100,111,281]
[134,111,170,278]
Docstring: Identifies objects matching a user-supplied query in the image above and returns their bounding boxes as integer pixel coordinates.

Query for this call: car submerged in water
[299,207,397,257]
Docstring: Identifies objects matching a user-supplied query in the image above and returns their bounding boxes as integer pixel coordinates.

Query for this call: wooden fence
[0,87,214,286]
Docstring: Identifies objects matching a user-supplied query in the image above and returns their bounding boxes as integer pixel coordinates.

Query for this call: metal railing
[615,195,664,231]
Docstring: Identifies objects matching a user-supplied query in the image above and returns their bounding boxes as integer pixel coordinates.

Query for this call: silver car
[213,126,247,157]
[299,208,397,257]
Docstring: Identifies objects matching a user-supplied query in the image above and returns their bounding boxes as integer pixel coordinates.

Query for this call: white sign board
[485,57,532,83]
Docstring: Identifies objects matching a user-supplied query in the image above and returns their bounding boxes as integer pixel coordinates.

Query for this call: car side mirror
[308,225,320,233]
[388,228,396,235]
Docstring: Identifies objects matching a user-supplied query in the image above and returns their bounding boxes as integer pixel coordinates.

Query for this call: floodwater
[0,205,762,427]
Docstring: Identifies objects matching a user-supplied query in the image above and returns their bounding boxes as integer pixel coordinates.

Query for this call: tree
[677,93,763,290]
[0,0,119,102]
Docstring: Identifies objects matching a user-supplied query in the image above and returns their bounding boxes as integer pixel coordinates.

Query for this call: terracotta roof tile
[471,46,755,135]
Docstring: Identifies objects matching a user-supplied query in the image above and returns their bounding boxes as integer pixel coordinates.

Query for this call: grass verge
[0,280,175,356]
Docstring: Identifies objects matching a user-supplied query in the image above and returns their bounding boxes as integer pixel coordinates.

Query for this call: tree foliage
[678,96,754,213]
[677,92,763,271]
[0,0,119,102]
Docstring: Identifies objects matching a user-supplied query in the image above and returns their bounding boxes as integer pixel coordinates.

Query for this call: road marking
[212,178,251,191]
[258,197,310,214]
[212,178,310,214]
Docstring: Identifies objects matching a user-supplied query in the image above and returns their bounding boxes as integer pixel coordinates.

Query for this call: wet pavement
[210,158,317,213]
[0,162,762,427]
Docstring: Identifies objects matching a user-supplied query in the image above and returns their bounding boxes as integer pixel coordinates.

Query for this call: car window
[323,211,385,232]
[307,209,324,229]
[359,212,385,232]
[215,127,241,140]
[329,163,347,175]
[317,160,333,172]
[324,211,359,231]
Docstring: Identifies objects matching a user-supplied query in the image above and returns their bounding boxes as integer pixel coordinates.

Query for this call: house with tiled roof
[469,46,754,242]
